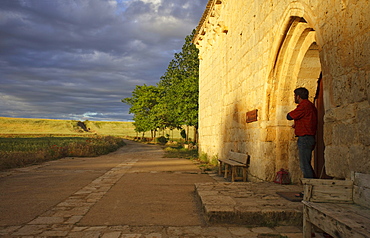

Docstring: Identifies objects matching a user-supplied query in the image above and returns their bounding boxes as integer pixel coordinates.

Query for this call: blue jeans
[297,135,316,178]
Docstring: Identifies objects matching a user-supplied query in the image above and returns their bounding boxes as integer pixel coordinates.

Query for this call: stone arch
[263,2,323,121]
[264,6,323,182]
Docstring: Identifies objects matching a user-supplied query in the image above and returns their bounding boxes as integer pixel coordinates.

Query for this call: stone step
[195,182,303,226]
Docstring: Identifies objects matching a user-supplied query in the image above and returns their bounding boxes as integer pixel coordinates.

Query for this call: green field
[0,135,126,170]
[0,117,135,136]
[0,117,199,170]
[0,117,193,139]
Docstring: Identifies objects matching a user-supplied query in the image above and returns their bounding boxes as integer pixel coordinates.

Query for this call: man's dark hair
[294,87,309,99]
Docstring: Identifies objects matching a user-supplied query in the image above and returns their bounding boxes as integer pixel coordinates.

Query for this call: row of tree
[122,30,199,142]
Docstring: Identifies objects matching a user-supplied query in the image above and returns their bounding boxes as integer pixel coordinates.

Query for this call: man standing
[287,87,318,178]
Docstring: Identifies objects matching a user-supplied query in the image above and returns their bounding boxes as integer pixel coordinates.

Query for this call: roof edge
[192,0,216,43]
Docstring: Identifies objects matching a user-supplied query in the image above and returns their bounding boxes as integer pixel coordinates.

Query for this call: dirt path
[0,139,213,228]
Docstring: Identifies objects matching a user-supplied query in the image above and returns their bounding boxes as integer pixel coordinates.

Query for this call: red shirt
[288,99,318,136]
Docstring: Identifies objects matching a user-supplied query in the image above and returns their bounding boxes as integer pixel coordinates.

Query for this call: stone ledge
[195,182,303,226]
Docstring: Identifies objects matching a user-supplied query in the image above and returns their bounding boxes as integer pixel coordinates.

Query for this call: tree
[122,30,200,142]
[157,29,199,142]
[122,84,161,139]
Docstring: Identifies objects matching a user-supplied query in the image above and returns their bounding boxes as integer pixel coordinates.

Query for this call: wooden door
[314,73,331,179]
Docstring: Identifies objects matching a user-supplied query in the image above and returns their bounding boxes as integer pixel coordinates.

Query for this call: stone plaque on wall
[246,109,258,123]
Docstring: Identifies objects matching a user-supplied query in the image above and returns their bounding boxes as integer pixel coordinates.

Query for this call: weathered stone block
[351,70,368,103]
[357,105,370,146]
[323,122,334,146]
[333,122,358,146]
[349,144,370,174]
[353,28,370,70]
[325,145,350,179]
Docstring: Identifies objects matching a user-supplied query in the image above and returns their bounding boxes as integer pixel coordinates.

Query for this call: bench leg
[224,164,229,179]
[231,166,237,182]
[242,168,247,182]
[303,206,312,238]
[218,161,223,176]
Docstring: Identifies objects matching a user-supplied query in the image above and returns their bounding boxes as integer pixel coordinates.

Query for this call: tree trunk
[194,126,198,144]
[186,125,189,142]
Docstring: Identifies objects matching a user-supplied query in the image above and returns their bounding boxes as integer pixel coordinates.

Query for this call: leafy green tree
[122,84,161,139]
[158,29,199,141]
[122,30,199,142]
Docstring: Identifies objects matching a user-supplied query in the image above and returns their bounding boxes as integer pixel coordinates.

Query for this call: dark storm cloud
[0,0,208,121]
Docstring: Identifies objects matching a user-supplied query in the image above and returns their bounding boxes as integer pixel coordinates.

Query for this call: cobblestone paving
[0,165,303,238]
[1,158,137,237]
[1,224,303,238]
[0,141,303,237]
[0,167,303,238]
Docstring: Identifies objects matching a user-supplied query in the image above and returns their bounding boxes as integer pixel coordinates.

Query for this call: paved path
[0,140,302,237]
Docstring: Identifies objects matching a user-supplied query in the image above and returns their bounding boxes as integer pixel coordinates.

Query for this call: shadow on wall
[218,95,304,183]
[220,100,262,181]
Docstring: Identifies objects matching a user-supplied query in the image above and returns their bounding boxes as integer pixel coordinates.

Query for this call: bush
[156,136,168,144]
[199,153,208,163]
[163,146,198,160]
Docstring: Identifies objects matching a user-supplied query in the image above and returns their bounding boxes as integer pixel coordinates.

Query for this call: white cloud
[83,112,99,118]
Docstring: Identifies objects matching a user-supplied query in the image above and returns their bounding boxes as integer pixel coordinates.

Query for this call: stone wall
[194,0,369,182]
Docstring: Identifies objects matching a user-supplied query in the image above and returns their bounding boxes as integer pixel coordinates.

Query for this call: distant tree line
[122,29,199,142]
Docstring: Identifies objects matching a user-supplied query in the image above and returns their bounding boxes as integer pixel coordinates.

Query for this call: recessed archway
[267,16,324,182]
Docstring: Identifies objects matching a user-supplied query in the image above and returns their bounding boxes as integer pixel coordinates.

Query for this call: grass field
[0,117,193,139]
[0,117,197,170]
[0,135,125,170]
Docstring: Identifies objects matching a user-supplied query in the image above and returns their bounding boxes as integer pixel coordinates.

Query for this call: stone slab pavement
[0,139,303,237]
[195,181,303,226]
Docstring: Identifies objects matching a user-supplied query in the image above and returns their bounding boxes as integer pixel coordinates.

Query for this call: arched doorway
[267,16,326,182]
[296,44,329,178]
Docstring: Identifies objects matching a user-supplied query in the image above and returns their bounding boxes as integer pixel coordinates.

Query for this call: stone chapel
[193,0,369,183]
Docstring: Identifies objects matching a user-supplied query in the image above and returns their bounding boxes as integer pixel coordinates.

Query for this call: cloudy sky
[0,0,208,121]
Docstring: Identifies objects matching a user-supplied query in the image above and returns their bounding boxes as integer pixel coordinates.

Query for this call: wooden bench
[218,151,250,182]
[302,172,370,238]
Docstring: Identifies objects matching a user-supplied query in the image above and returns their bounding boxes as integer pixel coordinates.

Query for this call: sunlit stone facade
[193,0,370,182]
